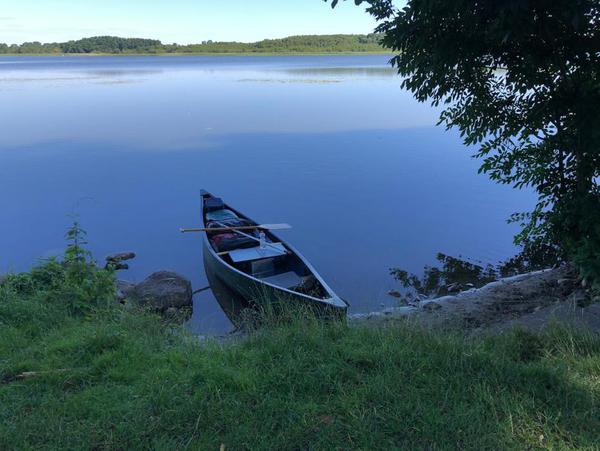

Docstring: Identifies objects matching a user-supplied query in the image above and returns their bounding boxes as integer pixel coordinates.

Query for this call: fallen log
[105,252,136,263]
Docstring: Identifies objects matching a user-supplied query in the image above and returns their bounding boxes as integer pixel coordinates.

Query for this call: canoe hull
[203,238,346,326]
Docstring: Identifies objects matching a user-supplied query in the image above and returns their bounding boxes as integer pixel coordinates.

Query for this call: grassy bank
[1,256,599,449]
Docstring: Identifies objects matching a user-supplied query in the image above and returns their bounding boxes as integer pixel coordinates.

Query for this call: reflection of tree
[390,245,561,304]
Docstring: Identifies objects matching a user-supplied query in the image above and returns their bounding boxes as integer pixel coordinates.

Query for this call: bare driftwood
[105,252,136,263]
[105,252,136,270]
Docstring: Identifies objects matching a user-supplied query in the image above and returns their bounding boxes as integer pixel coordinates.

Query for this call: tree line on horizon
[0,34,384,54]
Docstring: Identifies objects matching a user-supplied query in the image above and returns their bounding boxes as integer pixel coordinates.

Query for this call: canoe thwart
[180,223,291,233]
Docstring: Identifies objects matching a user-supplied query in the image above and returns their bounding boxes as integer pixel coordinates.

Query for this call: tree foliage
[329,0,600,287]
[0,34,383,54]
[61,36,162,54]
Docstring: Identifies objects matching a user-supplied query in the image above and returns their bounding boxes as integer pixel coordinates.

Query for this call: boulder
[116,279,137,301]
[131,271,192,310]
[387,289,402,298]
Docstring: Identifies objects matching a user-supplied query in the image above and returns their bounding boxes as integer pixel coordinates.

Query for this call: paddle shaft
[181,225,271,233]
[180,222,290,255]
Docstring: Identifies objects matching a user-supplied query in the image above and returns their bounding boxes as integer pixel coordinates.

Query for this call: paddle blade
[259,223,292,230]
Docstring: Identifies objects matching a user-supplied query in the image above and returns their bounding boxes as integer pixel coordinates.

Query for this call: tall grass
[1,249,599,449]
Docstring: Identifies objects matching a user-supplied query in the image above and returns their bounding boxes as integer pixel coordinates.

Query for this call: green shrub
[1,222,116,318]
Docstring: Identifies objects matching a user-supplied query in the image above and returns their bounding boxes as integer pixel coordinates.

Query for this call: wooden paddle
[180,223,292,233]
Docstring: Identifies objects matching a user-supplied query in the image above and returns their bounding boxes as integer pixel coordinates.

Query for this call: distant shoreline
[0,34,389,56]
[0,51,394,57]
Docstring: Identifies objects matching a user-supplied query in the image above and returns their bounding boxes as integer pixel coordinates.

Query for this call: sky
[0,0,380,45]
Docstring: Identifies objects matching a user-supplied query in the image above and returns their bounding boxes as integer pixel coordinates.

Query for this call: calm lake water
[0,55,534,333]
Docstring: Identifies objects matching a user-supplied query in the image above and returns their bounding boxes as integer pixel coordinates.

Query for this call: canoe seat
[260,271,303,290]
[228,244,287,263]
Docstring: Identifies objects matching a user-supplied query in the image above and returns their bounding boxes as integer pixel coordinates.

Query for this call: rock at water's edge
[131,271,192,310]
[116,279,137,301]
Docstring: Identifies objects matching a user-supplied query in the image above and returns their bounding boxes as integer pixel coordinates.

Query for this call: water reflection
[389,244,561,305]
[390,253,497,304]
[202,258,250,330]
[282,66,395,77]
[0,69,162,82]
[238,78,342,84]
[84,69,163,77]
